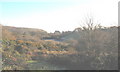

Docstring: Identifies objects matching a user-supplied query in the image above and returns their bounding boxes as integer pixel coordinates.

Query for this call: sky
[0,0,119,33]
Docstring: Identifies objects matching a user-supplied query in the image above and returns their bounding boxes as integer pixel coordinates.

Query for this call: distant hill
[2,25,49,41]
[2,25,83,42]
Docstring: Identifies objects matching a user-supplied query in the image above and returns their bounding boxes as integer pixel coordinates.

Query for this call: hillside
[1,25,118,70]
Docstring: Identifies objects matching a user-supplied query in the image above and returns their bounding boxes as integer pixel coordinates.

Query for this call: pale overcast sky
[0,0,119,32]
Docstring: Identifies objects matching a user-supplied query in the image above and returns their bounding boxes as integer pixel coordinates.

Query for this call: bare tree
[77,16,118,69]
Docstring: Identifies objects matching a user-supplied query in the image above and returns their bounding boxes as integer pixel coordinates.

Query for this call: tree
[76,16,118,69]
